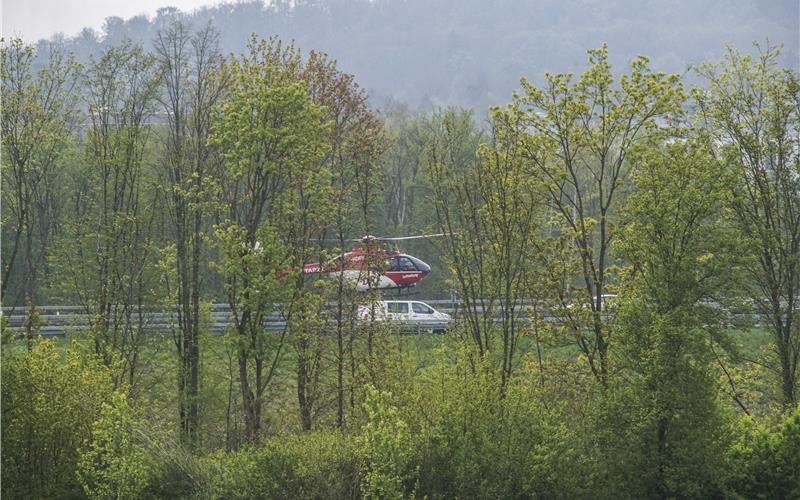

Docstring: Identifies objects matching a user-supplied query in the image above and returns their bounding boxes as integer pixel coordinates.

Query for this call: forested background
[2,1,800,499]
[25,0,800,109]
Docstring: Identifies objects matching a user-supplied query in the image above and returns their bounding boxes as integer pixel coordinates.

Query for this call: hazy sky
[2,0,222,41]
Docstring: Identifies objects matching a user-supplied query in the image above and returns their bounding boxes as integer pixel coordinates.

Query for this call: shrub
[727,406,800,499]
[78,393,160,499]
[402,345,590,499]
[1,341,115,498]
[203,431,360,499]
[359,385,415,499]
[78,392,210,499]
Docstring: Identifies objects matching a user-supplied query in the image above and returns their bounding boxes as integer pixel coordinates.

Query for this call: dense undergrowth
[2,334,798,499]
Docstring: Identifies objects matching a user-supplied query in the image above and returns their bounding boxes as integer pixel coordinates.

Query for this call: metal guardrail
[1,300,483,337]
[2,300,760,338]
[2,308,288,337]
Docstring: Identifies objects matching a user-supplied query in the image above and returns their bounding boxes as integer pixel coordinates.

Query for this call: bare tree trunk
[155,21,225,448]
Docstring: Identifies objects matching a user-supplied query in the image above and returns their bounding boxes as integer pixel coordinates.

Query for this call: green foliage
[78,393,160,499]
[210,35,336,441]
[727,406,800,499]
[202,346,592,500]
[0,314,13,344]
[358,385,414,499]
[213,223,291,440]
[1,341,115,498]
[603,132,742,498]
[203,431,359,499]
[1,38,80,305]
[214,224,290,313]
[398,344,590,499]
[619,134,741,306]
[5,33,800,500]
[210,36,329,186]
[78,391,209,499]
[379,104,432,231]
[423,106,540,385]
[595,319,734,498]
[47,41,163,390]
[504,44,687,384]
[694,43,800,407]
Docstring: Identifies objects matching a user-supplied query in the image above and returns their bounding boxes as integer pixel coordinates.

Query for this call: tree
[423,108,490,347]
[275,136,335,432]
[301,50,387,428]
[509,45,685,384]
[154,19,227,450]
[210,36,330,441]
[1,39,79,331]
[425,107,542,388]
[694,44,800,407]
[607,133,739,497]
[50,42,161,389]
[381,104,427,231]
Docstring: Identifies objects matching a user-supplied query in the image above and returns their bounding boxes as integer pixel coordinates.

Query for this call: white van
[358,300,452,333]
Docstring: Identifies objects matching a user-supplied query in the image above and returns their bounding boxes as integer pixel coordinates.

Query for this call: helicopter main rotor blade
[309,238,364,243]
[311,233,450,243]
[376,233,447,241]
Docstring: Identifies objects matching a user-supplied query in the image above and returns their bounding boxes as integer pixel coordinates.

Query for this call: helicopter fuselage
[297,245,431,290]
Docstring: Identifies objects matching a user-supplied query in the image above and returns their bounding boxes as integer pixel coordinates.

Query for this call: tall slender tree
[426,107,543,388]
[154,19,227,449]
[301,51,386,428]
[1,39,79,331]
[50,42,160,389]
[210,36,329,441]
[508,45,685,384]
[695,44,800,407]
[424,109,491,352]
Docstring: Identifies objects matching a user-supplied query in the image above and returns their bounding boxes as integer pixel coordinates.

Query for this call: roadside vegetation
[2,24,798,498]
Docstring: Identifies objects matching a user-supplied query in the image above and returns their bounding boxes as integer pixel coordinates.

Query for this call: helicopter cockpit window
[390,256,417,272]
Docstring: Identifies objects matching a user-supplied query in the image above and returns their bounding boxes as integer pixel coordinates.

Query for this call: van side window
[387,302,408,313]
[412,303,433,314]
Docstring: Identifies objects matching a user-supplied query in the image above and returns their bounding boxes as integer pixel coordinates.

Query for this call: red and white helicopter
[288,234,442,291]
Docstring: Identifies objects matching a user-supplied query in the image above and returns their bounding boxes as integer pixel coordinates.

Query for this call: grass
[729,328,772,355]
[3,323,777,446]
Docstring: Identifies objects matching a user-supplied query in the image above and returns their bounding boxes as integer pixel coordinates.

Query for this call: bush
[727,406,800,499]
[1,341,116,498]
[78,392,210,499]
[78,393,160,499]
[401,346,590,499]
[359,386,415,499]
[203,431,360,499]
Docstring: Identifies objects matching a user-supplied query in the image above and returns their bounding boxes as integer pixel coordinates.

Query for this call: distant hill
[35,0,799,109]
